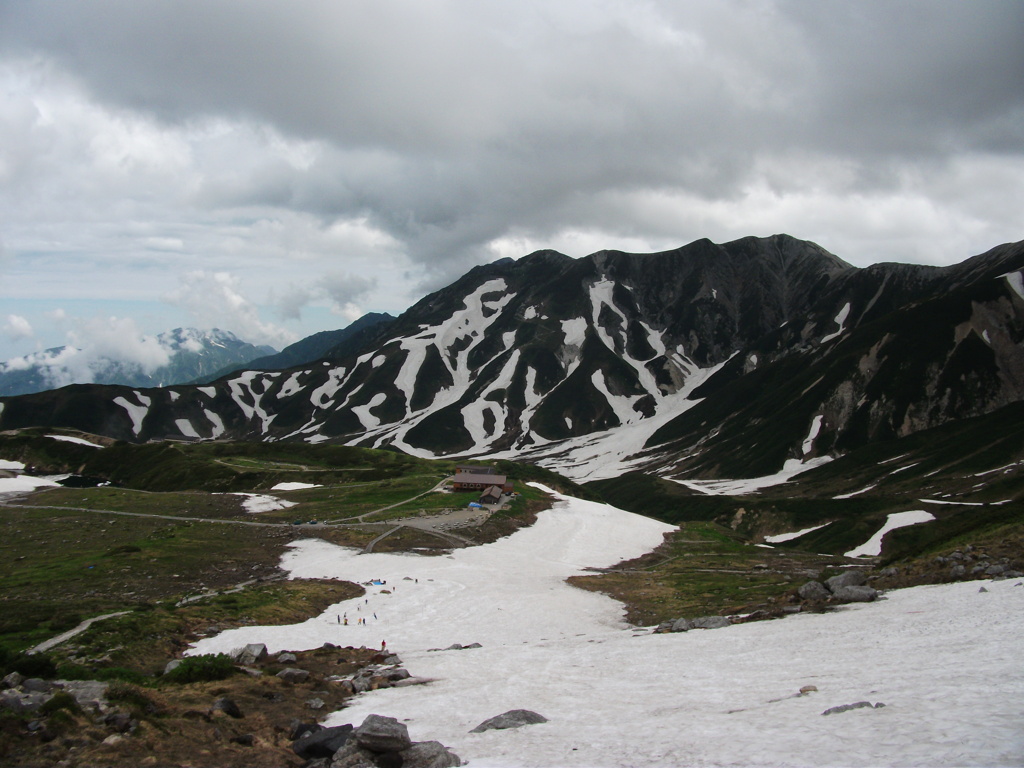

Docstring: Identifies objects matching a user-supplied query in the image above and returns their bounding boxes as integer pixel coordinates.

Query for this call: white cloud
[3,314,33,340]
[1,315,173,388]
[165,270,296,349]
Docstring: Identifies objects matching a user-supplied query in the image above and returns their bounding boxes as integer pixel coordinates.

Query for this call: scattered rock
[402,740,463,767]
[231,643,268,665]
[212,697,243,719]
[0,690,48,713]
[353,713,412,752]
[799,685,818,695]
[56,680,109,712]
[306,697,325,710]
[690,616,732,629]
[277,667,311,683]
[21,678,51,693]
[798,581,830,601]
[822,701,885,715]
[289,719,321,740]
[470,709,548,733]
[277,652,297,663]
[104,712,136,733]
[831,585,878,603]
[330,742,384,768]
[825,571,868,591]
[292,723,353,759]
[230,734,254,746]
[979,586,989,593]
[1,671,24,690]
[163,659,183,676]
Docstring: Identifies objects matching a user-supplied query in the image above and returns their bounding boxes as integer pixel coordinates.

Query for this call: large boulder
[231,643,268,665]
[277,667,311,683]
[1,672,24,690]
[798,580,830,601]
[56,680,109,712]
[470,709,548,733]
[402,740,462,767]
[353,714,412,752]
[825,570,868,592]
[330,743,380,768]
[669,618,693,632]
[831,585,878,603]
[0,690,48,713]
[293,723,354,760]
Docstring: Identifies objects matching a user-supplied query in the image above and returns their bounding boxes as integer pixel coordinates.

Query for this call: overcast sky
[1,1,1022,367]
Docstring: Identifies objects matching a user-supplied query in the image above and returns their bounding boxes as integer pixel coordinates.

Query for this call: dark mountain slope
[1,236,1021,488]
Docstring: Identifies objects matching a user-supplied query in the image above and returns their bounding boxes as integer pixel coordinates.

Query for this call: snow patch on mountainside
[821,302,851,343]
[765,522,832,543]
[113,391,151,436]
[1002,270,1024,299]
[48,434,102,448]
[203,409,225,438]
[670,457,833,496]
[228,371,278,433]
[845,511,936,557]
[175,419,200,439]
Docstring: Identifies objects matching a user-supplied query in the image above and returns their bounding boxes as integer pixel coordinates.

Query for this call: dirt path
[327,475,454,523]
[29,611,131,655]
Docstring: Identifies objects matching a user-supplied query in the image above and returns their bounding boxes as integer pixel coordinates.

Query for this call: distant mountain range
[191,312,395,383]
[0,328,276,397]
[2,234,1023,487]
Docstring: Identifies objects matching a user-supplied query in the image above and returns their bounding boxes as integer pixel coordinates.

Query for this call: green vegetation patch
[570,521,846,626]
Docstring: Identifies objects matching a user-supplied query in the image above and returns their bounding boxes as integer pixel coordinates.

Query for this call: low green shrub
[161,654,236,684]
[4,653,56,679]
[39,691,79,716]
[106,682,160,715]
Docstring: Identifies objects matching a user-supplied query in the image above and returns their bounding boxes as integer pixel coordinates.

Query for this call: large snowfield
[190,487,1024,767]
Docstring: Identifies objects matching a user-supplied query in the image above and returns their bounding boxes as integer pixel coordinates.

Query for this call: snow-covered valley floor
[191,487,1024,767]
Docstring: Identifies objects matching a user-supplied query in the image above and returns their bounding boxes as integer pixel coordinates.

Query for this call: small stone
[277,652,297,663]
[306,697,325,710]
[799,685,818,694]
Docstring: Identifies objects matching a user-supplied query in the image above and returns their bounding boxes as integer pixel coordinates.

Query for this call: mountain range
[2,234,1023,489]
[0,328,276,397]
